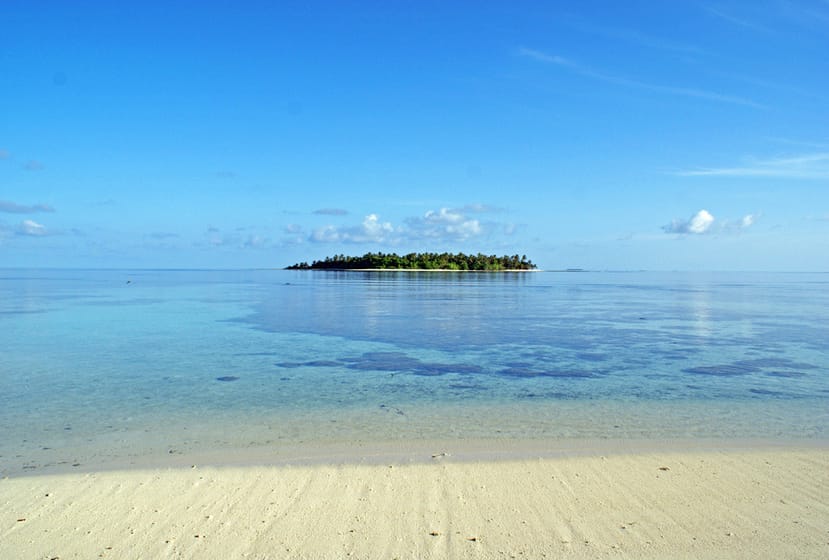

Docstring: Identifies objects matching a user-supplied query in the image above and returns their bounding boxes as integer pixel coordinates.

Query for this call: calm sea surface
[1,269,827,475]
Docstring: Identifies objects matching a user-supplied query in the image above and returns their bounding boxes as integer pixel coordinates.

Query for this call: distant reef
[286,252,538,271]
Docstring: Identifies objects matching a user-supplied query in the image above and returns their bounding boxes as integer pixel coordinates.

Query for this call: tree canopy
[286,252,537,271]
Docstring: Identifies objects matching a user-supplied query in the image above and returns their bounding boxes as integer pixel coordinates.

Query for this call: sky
[1,1,828,271]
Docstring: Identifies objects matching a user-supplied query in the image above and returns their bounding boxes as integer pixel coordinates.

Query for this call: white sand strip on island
[2,448,828,559]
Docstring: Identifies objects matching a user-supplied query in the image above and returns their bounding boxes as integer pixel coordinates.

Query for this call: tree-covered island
[286,252,537,271]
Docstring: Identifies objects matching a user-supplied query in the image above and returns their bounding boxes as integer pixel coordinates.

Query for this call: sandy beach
[2,445,828,559]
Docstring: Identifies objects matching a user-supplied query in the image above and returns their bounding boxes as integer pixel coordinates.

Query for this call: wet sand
[2,445,828,559]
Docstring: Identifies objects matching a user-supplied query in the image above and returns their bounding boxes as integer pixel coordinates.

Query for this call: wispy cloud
[314,208,349,216]
[517,47,763,108]
[243,234,269,249]
[677,152,829,179]
[459,203,503,214]
[720,72,828,103]
[704,2,829,34]
[799,4,829,25]
[0,149,9,160]
[703,5,771,32]
[0,200,55,214]
[765,137,829,150]
[203,226,272,249]
[281,224,306,246]
[142,232,181,249]
[517,47,571,66]
[565,19,705,55]
[23,160,45,171]
[663,209,757,235]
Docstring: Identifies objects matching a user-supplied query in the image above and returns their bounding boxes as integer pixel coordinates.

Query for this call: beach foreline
[8,435,827,479]
[3,446,827,559]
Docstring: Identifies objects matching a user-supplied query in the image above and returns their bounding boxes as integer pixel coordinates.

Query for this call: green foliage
[286,252,537,270]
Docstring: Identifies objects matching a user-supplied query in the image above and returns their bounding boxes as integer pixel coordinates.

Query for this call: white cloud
[664,209,715,234]
[407,207,486,241]
[663,210,757,235]
[309,225,339,243]
[361,214,395,240]
[18,219,48,236]
[677,152,829,179]
[308,206,504,246]
[690,210,715,233]
[424,208,464,225]
[311,214,397,244]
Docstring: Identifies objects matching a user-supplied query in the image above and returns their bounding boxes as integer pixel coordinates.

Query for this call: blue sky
[1,1,827,270]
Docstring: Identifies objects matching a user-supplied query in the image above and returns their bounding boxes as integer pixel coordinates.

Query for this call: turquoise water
[1,269,827,475]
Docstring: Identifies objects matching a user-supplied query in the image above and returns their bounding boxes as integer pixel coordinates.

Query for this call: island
[286,252,538,271]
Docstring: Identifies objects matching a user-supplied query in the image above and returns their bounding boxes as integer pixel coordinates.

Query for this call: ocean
[2,269,827,476]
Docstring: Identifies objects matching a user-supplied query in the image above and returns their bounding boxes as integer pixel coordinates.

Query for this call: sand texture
[2,448,828,559]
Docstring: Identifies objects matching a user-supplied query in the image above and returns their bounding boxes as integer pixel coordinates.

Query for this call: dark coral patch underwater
[683,364,758,376]
[683,356,819,377]
[498,367,596,379]
[275,351,485,377]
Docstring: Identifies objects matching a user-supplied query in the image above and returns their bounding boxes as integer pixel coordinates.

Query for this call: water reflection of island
[286,252,537,271]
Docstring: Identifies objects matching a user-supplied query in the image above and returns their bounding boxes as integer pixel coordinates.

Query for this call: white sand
[2,447,828,559]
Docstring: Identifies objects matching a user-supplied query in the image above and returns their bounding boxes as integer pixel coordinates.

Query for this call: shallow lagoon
[1,269,827,476]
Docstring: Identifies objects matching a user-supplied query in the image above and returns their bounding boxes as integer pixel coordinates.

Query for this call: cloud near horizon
[309,206,508,245]
[406,208,484,241]
[663,209,757,235]
[311,214,396,243]
[203,226,272,249]
[17,219,49,236]
[313,208,349,216]
[0,200,55,214]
